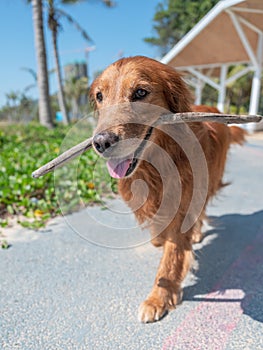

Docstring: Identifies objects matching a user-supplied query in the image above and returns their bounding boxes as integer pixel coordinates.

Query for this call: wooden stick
[32,112,262,178]
[154,112,262,126]
[32,137,93,178]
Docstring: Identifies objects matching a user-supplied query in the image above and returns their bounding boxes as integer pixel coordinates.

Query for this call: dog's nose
[93,132,119,154]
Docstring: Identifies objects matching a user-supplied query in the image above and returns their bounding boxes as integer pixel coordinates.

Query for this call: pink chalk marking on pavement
[163,224,263,350]
[163,289,244,350]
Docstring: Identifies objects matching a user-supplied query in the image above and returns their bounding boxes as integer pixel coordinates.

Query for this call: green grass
[0,122,116,230]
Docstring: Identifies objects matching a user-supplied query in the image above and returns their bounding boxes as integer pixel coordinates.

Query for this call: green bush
[0,123,115,229]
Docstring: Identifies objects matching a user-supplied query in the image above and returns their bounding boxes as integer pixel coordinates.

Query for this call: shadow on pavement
[183,210,263,323]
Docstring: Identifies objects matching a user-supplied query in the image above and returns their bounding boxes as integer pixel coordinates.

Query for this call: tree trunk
[51,29,70,125]
[32,0,53,128]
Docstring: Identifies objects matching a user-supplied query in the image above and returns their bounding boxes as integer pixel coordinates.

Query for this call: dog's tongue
[106,158,132,178]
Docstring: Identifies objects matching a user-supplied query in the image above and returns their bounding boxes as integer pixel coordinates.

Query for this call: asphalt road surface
[1,138,263,350]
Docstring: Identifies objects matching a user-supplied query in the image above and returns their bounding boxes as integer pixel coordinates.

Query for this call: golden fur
[89,56,246,323]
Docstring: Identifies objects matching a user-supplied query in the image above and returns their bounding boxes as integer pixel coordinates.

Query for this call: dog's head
[89,56,191,178]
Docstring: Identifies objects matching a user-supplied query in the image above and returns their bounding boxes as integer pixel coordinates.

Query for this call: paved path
[1,139,263,350]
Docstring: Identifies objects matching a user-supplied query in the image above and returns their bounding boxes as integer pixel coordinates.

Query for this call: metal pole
[217,64,228,112]
[248,32,263,131]
[195,79,203,105]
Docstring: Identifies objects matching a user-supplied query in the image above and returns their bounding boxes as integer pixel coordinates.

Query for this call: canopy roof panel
[161,0,263,70]
[171,12,258,67]
[161,0,263,130]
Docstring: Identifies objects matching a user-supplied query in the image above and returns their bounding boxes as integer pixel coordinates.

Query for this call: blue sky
[0,0,161,107]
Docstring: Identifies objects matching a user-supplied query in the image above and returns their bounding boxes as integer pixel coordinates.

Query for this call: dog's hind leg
[191,210,206,244]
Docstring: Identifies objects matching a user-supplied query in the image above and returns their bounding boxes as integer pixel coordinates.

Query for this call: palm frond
[102,0,116,8]
[55,7,94,44]
[61,0,116,6]
[21,67,38,82]
[60,0,85,4]
[24,84,37,93]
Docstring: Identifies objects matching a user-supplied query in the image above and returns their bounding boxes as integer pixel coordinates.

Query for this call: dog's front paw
[138,289,182,323]
[138,297,167,323]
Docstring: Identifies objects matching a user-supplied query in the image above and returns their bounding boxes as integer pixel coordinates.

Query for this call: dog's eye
[133,88,148,101]
[96,92,103,103]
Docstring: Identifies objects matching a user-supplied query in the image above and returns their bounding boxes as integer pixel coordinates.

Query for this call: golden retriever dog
[89,56,246,323]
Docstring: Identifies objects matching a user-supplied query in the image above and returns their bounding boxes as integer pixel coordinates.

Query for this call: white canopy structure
[161,0,263,131]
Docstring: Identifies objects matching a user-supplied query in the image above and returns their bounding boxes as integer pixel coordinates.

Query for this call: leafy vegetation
[144,0,219,55]
[0,123,116,230]
[0,239,10,249]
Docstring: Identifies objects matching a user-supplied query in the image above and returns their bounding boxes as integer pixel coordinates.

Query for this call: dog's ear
[161,67,192,113]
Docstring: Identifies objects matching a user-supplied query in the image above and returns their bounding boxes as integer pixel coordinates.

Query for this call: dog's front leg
[138,237,192,323]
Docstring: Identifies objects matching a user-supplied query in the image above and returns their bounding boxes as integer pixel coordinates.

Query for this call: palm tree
[30,0,115,127]
[31,0,53,128]
[21,66,56,93]
[47,0,115,125]
[48,0,70,125]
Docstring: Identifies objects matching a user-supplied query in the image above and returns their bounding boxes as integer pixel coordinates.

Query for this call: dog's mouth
[106,127,153,179]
